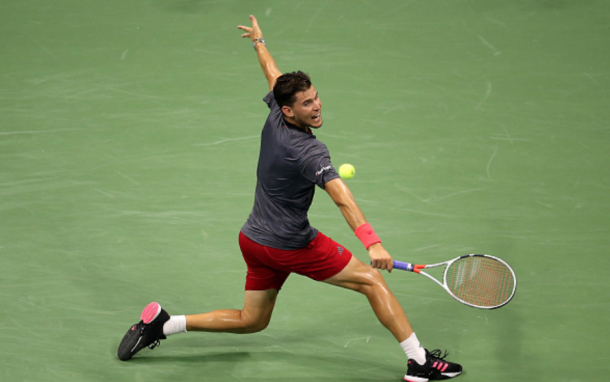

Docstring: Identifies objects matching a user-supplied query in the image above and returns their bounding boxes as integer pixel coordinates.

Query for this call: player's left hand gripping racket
[393,254,517,309]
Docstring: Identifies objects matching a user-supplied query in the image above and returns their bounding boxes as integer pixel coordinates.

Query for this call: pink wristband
[354,223,382,249]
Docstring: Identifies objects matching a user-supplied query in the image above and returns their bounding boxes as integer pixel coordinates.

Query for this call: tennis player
[117,15,462,382]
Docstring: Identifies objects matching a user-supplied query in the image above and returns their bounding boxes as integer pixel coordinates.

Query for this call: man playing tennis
[117,15,462,382]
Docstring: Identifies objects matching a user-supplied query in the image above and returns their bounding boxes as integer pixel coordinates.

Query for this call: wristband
[253,38,266,50]
[354,223,382,250]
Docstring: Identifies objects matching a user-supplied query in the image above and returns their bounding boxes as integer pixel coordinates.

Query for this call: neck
[284,117,309,132]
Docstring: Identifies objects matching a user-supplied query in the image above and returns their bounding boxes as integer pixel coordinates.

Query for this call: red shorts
[239,231,353,291]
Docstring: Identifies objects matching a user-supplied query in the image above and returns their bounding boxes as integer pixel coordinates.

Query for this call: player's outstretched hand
[369,243,394,272]
[237,15,263,42]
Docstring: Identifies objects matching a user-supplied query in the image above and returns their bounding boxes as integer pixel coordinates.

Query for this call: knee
[367,266,387,284]
[356,267,388,294]
[242,320,269,334]
[240,314,271,334]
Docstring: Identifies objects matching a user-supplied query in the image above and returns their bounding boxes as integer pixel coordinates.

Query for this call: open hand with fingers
[236,14,279,90]
[237,15,264,42]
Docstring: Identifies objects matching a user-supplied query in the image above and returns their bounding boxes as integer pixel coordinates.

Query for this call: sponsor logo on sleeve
[315,165,332,176]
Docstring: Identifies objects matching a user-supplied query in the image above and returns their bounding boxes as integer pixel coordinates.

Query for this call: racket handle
[369,261,415,272]
[393,261,414,271]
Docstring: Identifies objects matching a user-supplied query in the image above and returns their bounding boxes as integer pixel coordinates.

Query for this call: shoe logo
[337,246,344,255]
[131,337,143,353]
[432,361,449,372]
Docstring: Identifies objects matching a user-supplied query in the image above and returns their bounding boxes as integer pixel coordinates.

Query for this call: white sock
[400,333,427,366]
[163,315,187,336]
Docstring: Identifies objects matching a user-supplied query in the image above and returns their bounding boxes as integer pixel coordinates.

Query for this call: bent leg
[324,256,413,342]
[185,289,278,334]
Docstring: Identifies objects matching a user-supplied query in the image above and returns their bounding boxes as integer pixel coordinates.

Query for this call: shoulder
[263,92,284,130]
[264,91,280,112]
[294,134,329,159]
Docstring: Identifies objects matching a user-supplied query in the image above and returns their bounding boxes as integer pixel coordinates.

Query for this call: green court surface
[1,1,608,381]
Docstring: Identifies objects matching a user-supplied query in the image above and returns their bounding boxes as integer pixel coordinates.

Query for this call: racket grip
[393,261,414,271]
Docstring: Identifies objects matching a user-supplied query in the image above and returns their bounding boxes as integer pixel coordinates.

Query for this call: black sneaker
[404,349,462,382]
[117,302,170,361]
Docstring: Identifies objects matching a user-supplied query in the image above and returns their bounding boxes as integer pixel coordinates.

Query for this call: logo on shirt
[315,165,332,177]
[337,246,344,255]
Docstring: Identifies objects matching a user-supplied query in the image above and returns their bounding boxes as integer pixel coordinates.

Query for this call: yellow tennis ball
[339,164,355,180]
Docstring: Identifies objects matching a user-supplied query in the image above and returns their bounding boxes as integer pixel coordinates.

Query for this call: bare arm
[325,178,394,272]
[237,15,282,91]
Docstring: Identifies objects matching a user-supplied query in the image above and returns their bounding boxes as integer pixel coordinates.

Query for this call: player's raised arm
[238,15,282,91]
[324,178,394,272]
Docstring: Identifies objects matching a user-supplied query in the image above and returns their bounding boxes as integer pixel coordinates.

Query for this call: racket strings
[446,257,514,308]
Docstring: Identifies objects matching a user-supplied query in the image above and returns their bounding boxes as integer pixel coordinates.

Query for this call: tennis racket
[393,254,517,309]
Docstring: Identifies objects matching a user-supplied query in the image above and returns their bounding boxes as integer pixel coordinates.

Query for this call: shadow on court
[126,351,253,364]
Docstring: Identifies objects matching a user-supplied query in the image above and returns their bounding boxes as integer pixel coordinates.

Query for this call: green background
[1,1,608,381]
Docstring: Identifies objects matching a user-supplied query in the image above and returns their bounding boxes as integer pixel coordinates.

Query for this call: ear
[281,105,294,118]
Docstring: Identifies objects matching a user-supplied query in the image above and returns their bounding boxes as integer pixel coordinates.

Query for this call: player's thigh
[323,256,384,292]
[241,289,278,325]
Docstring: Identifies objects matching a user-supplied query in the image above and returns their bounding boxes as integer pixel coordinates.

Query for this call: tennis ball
[339,164,355,180]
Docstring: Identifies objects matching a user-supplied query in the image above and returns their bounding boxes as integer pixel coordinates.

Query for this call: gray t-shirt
[240,92,340,250]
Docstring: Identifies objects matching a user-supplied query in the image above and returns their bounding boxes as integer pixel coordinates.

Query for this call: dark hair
[273,71,312,108]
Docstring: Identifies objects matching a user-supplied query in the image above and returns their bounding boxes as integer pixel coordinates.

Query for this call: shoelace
[148,339,161,350]
[137,321,162,350]
[428,349,449,360]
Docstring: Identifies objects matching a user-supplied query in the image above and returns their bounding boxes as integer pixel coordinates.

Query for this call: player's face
[283,86,323,129]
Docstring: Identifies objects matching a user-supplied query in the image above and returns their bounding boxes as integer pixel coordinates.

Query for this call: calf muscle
[185,290,278,334]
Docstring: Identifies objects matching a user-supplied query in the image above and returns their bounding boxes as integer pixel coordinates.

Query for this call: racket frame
[394,254,517,309]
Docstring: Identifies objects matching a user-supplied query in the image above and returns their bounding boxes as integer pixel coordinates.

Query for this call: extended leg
[324,256,413,342]
[185,289,278,334]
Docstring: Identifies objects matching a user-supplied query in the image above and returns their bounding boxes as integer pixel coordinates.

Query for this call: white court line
[194,135,259,146]
[0,129,84,135]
